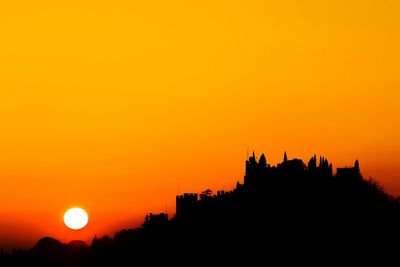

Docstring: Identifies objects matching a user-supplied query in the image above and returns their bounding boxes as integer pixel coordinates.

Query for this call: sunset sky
[0,0,399,249]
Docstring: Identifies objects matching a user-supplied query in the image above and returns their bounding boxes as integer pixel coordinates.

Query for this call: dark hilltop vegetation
[2,152,400,266]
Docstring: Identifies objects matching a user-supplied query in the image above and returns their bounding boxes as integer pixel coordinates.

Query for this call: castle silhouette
[2,152,400,266]
[176,152,360,219]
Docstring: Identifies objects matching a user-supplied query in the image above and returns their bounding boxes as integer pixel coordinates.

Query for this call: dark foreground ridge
[2,152,400,266]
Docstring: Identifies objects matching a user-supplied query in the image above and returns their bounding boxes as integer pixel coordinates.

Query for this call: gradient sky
[0,0,399,250]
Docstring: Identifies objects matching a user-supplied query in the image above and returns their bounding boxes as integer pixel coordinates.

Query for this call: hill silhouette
[1,152,400,266]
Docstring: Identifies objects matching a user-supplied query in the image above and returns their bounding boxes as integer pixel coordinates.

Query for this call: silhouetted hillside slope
[2,152,400,266]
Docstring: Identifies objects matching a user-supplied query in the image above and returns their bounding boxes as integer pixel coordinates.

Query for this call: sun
[64,208,89,230]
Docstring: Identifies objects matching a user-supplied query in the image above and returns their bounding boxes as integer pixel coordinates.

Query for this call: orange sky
[0,0,399,250]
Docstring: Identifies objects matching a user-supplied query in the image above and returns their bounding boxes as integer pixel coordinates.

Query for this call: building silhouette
[176,152,362,219]
[2,151,400,266]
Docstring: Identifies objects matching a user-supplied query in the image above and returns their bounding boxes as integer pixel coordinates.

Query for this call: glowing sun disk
[64,208,89,230]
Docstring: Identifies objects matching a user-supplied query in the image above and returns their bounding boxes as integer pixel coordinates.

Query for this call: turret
[355,159,360,172]
[244,151,258,185]
[259,153,267,169]
[308,155,317,171]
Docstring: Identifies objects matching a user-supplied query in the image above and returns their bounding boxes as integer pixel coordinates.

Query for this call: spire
[284,151,288,162]
[354,159,360,171]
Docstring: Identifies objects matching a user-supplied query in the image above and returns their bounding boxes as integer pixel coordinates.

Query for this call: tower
[259,153,267,169]
[354,159,360,172]
[244,151,258,185]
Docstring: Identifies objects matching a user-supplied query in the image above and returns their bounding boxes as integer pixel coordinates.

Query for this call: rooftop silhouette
[2,152,400,266]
